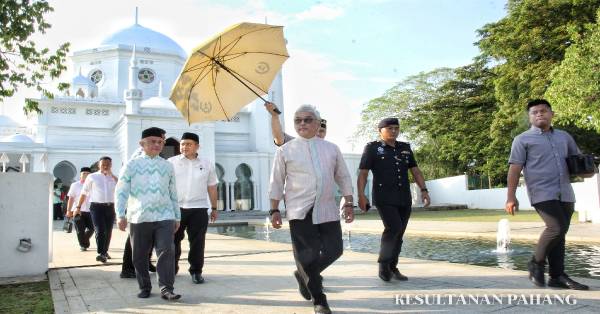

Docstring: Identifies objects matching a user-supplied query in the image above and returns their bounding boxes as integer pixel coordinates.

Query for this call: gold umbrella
[170,22,289,123]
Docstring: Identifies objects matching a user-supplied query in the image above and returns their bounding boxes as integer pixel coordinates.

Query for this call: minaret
[124,44,142,114]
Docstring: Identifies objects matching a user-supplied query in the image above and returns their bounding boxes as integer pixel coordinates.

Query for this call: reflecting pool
[208,224,600,280]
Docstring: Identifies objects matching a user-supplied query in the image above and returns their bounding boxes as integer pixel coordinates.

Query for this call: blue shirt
[508,126,580,205]
[115,153,180,223]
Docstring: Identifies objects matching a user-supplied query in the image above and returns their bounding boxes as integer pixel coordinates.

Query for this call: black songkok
[377,118,399,129]
[141,127,166,139]
[80,167,92,173]
[181,132,199,143]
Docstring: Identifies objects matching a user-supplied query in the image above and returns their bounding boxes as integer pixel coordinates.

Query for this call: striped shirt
[115,153,180,223]
[269,136,352,224]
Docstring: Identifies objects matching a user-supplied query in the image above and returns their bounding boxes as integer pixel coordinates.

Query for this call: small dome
[101,24,187,58]
[141,97,176,110]
[0,115,20,127]
[2,133,34,143]
[72,74,95,87]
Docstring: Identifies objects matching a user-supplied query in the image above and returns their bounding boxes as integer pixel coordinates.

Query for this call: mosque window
[89,70,103,84]
[138,68,155,84]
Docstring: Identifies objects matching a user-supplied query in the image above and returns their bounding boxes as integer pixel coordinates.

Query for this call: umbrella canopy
[170,22,289,123]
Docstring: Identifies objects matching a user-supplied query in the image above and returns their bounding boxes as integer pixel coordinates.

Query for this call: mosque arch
[53,160,77,187]
[215,163,227,210]
[233,163,254,210]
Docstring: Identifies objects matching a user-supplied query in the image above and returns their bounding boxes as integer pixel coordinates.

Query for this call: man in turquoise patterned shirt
[115,127,182,301]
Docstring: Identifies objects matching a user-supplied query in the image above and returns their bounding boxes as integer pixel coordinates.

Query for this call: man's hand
[343,206,354,223]
[264,101,280,116]
[271,212,282,229]
[358,195,369,212]
[210,210,218,223]
[118,217,128,231]
[174,221,180,234]
[422,191,431,207]
[66,211,73,218]
[505,197,519,216]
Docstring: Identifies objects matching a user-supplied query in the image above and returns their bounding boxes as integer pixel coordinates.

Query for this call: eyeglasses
[294,117,315,124]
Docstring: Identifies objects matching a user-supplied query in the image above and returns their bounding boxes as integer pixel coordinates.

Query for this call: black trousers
[73,212,94,248]
[174,208,209,274]
[122,235,154,273]
[289,213,343,305]
[376,204,412,268]
[533,200,574,278]
[130,220,176,293]
[53,203,64,220]
[89,203,115,255]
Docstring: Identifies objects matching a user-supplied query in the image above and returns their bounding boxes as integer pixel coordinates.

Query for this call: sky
[2,0,507,152]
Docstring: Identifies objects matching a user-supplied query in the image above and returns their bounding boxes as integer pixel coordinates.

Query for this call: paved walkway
[49,219,600,313]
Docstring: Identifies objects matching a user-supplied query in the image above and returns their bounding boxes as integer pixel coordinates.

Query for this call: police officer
[357,117,430,282]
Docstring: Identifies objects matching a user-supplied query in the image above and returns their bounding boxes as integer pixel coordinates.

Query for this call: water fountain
[496,218,511,253]
[263,217,273,240]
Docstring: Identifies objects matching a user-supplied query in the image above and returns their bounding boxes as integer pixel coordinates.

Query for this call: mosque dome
[2,133,34,143]
[101,23,187,58]
[72,71,95,87]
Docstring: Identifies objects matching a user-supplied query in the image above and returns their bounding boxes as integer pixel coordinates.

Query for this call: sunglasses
[294,117,315,124]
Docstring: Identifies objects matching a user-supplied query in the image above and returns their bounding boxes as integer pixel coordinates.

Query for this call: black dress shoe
[390,268,408,281]
[379,264,391,282]
[548,275,589,290]
[120,271,136,279]
[527,258,545,287]
[103,253,112,259]
[137,290,150,298]
[191,273,205,284]
[314,304,332,314]
[96,255,107,263]
[80,246,87,252]
[294,271,311,300]
[148,263,157,273]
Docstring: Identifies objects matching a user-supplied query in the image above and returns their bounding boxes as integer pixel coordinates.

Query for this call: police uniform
[359,139,417,271]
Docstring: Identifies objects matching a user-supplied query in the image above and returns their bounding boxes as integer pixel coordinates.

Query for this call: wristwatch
[269,209,280,216]
[211,207,217,211]
[421,188,429,192]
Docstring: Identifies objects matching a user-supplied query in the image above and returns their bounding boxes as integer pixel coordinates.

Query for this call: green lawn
[355,208,579,223]
[0,281,53,314]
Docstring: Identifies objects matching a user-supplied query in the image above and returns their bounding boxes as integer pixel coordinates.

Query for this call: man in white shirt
[168,132,218,284]
[269,105,354,314]
[66,167,94,251]
[76,156,118,263]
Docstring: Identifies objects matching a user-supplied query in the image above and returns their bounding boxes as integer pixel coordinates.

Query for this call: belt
[91,202,114,206]
[180,207,208,210]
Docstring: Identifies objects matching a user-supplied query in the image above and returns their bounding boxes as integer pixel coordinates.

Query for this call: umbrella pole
[213,59,282,114]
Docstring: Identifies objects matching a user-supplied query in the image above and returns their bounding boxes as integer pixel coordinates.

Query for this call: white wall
[0,173,53,277]
[415,174,600,223]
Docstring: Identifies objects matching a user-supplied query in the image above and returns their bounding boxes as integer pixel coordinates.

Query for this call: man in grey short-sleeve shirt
[505,99,588,291]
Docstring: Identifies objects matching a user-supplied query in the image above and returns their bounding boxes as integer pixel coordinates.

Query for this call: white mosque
[0,15,368,211]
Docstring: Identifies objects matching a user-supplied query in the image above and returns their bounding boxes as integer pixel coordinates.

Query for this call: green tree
[476,0,600,179]
[546,9,600,134]
[0,0,70,113]
[353,68,454,145]
[409,60,498,180]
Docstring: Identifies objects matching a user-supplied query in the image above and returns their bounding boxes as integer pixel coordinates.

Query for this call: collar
[530,125,554,134]
[141,152,161,160]
[297,135,318,142]
[378,139,397,148]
